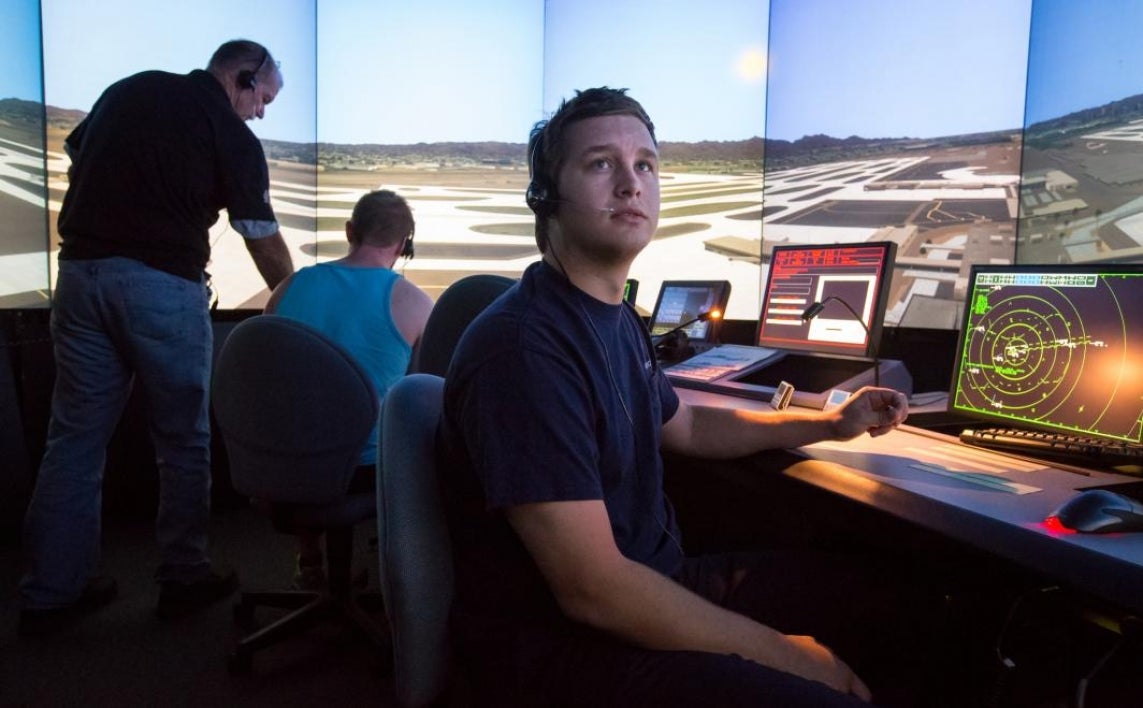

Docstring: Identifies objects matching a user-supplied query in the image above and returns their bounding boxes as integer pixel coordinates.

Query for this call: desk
[678,388,1143,617]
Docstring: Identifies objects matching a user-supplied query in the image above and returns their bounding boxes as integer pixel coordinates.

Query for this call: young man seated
[439,87,939,707]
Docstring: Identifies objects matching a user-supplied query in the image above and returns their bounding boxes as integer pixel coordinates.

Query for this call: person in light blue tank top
[265,190,433,588]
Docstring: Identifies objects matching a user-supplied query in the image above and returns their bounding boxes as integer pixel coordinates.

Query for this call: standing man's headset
[236,48,269,91]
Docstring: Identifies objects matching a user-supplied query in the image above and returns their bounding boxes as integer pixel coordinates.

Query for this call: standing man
[440,88,933,706]
[19,39,294,636]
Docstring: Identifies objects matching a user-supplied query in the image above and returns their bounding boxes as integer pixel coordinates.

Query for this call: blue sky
[316,0,542,144]
[317,0,767,144]
[34,0,765,145]
[766,0,1032,141]
[0,0,43,101]
[40,0,317,143]
[1024,0,1143,125]
[542,0,769,143]
[25,0,1141,146]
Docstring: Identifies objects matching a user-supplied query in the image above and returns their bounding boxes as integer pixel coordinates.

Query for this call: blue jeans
[21,257,214,608]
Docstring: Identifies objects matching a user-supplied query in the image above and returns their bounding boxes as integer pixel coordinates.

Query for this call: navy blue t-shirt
[441,260,683,628]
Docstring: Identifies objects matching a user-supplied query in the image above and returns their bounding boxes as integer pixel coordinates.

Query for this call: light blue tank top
[274,263,411,466]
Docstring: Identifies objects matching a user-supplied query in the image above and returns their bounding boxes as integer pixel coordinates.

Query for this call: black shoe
[156,567,239,621]
[19,576,119,637]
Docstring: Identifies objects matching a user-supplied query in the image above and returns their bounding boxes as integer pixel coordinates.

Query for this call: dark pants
[460,551,945,707]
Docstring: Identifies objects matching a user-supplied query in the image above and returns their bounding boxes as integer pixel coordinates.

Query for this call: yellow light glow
[736,48,767,83]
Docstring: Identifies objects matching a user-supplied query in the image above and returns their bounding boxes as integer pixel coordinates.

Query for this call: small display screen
[648,280,731,341]
[756,242,896,358]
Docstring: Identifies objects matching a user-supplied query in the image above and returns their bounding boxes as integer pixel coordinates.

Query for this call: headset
[236,48,269,91]
[525,131,558,218]
[401,224,415,259]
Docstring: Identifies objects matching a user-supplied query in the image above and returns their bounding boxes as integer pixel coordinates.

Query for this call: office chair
[212,314,389,674]
[377,373,453,708]
[411,274,515,376]
[376,276,513,705]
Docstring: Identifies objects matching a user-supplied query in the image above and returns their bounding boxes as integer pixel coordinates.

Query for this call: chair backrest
[212,315,378,505]
[377,373,453,708]
[411,274,515,376]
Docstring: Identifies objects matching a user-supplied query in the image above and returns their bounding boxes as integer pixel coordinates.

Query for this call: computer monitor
[647,280,731,342]
[950,263,1143,444]
[755,242,896,358]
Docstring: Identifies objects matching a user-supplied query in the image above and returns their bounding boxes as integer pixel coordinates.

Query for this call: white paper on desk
[666,344,781,382]
[909,462,1041,495]
[808,437,1044,495]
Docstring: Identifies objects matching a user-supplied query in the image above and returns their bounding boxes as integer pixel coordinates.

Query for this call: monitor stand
[692,350,913,409]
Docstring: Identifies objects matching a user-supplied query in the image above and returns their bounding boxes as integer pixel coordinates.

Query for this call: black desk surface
[677,388,1143,616]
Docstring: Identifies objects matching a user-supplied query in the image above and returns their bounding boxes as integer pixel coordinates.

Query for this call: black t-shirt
[58,69,277,281]
[440,261,683,630]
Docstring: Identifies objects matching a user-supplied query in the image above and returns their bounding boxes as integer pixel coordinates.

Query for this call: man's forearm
[508,501,865,696]
[665,403,835,459]
[580,555,782,657]
[244,232,294,290]
[570,555,857,693]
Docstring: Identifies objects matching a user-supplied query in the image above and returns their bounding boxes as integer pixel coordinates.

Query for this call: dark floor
[1,505,395,707]
[4,494,1143,707]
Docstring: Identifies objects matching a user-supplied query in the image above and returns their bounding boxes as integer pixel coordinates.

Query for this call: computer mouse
[1048,489,1143,533]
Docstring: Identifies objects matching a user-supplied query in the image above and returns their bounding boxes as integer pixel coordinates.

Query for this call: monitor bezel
[948,261,1143,444]
[647,279,731,342]
[755,241,896,359]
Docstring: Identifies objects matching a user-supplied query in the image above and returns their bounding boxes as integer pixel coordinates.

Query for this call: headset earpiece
[525,179,556,218]
[236,48,269,91]
[401,226,415,259]
[236,70,256,90]
[526,131,557,217]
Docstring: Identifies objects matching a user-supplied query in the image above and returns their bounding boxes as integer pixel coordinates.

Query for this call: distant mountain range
[0,98,1062,169]
[1025,92,1143,148]
[301,136,767,168]
[0,97,43,124]
[0,99,85,130]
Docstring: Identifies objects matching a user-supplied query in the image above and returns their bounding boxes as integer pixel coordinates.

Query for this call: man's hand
[832,387,908,440]
[781,634,872,701]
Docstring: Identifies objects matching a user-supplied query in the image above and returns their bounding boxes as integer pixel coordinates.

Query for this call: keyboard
[959,427,1143,470]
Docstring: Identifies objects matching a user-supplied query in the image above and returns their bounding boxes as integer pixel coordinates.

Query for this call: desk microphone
[651,309,721,359]
[801,297,880,387]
